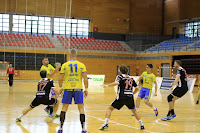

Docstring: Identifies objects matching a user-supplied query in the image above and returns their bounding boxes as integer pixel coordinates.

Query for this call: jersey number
[125,80,133,90]
[39,82,47,91]
[68,63,78,73]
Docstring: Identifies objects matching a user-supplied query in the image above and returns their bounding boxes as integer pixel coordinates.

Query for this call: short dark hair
[175,60,182,66]
[40,70,47,78]
[42,57,48,61]
[147,64,153,68]
[120,64,129,74]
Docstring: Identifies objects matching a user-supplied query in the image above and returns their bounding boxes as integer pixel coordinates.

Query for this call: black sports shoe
[58,129,62,133]
[141,125,145,130]
[196,100,199,104]
[99,124,108,130]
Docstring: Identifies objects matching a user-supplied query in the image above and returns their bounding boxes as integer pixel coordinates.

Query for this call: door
[161,63,170,77]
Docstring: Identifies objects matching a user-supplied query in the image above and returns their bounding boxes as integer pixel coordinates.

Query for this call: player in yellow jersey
[135,64,158,116]
[58,49,89,133]
[40,58,61,117]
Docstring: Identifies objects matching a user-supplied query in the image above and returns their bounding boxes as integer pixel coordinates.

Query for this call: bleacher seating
[0,33,55,48]
[147,37,200,52]
[188,42,200,49]
[57,36,127,51]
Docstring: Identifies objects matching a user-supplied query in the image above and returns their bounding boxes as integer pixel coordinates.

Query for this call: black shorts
[111,96,135,110]
[30,96,57,108]
[172,86,188,98]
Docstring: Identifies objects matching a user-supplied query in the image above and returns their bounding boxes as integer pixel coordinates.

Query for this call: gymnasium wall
[129,0,162,35]
[0,0,163,35]
[164,0,180,36]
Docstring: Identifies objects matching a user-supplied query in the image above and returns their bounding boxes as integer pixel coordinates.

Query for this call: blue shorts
[62,89,83,104]
[51,89,56,96]
[138,87,152,100]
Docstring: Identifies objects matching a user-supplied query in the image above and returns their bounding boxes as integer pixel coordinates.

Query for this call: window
[185,22,200,37]
[12,15,51,35]
[0,14,10,32]
[54,18,89,37]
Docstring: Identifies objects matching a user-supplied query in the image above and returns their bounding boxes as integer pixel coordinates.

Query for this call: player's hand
[56,64,61,70]
[84,90,88,98]
[101,85,108,88]
[154,93,157,96]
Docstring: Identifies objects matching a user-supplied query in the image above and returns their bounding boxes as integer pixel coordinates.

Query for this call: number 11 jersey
[60,59,87,90]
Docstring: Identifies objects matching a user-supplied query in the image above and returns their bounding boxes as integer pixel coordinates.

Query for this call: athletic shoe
[141,125,145,130]
[196,100,199,104]
[44,107,50,114]
[168,114,176,120]
[81,130,89,133]
[131,114,135,116]
[154,108,158,116]
[161,116,170,121]
[99,124,108,130]
[57,129,62,133]
[48,114,53,117]
[16,118,21,122]
[55,114,60,118]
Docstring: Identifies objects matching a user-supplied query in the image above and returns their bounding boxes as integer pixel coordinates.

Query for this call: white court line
[71,111,155,133]
[155,119,170,127]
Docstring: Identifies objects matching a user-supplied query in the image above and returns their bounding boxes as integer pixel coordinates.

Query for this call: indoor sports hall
[0,0,200,133]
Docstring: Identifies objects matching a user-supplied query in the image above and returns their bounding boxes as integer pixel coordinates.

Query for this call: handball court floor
[0,80,200,133]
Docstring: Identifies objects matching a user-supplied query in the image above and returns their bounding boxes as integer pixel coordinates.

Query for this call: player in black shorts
[99,64,145,130]
[16,70,61,122]
[161,60,188,121]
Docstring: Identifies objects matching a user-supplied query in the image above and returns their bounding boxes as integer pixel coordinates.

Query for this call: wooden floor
[0,80,200,133]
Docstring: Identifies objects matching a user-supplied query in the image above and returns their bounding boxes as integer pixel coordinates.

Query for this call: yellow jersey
[141,71,156,89]
[60,59,87,89]
[40,64,55,80]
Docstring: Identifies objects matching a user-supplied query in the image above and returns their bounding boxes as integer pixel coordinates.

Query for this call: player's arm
[132,79,139,94]
[52,87,60,95]
[101,82,119,88]
[82,72,88,89]
[171,75,180,90]
[136,77,143,84]
[48,64,61,77]
[154,81,158,96]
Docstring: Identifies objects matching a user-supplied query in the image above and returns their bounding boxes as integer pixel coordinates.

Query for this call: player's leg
[44,89,59,115]
[58,90,72,133]
[143,89,158,116]
[196,89,200,104]
[161,92,179,121]
[74,90,89,133]
[16,106,33,122]
[126,97,145,130]
[135,87,146,112]
[130,109,145,130]
[99,98,123,130]
[16,97,40,122]
[10,74,13,86]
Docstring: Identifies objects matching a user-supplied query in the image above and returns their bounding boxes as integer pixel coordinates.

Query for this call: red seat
[9,43,12,46]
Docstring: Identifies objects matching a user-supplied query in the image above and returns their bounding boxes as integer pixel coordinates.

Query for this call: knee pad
[167,94,173,102]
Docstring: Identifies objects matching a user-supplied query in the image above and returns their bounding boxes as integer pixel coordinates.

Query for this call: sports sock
[104,118,109,125]
[171,109,175,115]
[18,114,24,119]
[138,120,144,126]
[152,106,156,110]
[167,110,171,116]
[80,114,86,131]
[60,111,66,129]
[49,106,53,114]
[136,108,139,112]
